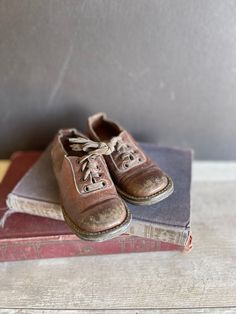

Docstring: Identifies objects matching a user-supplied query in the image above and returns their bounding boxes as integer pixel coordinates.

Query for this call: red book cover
[0,151,41,211]
[0,152,191,262]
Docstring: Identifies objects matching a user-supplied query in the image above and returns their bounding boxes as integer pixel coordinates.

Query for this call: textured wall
[0,0,236,159]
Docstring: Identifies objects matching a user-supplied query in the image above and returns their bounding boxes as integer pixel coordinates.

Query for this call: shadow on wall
[1,104,91,158]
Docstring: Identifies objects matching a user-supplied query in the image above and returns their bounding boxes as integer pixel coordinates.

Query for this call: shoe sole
[62,202,132,242]
[116,175,174,206]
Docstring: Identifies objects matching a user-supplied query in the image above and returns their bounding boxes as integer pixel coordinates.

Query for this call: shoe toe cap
[123,171,169,198]
[78,198,128,233]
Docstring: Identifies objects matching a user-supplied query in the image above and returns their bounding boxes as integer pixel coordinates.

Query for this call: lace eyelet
[102,181,106,187]
[84,186,89,192]
[124,163,129,168]
[138,158,142,162]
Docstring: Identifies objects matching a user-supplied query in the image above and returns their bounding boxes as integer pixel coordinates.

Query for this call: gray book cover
[6,144,192,245]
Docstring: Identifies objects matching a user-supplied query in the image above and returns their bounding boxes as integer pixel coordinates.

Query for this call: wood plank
[1,308,236,313]
[0,179,236,310]
[193,161,236,182]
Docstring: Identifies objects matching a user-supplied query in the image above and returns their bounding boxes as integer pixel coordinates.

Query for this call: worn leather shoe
[51,128,131,241]
[87,113,174,205]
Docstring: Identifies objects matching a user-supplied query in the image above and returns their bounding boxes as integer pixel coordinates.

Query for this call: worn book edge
[6,193,190,246]
[0,233,191,262]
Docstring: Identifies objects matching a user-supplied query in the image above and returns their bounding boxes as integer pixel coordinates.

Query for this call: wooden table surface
[0,161,236,314]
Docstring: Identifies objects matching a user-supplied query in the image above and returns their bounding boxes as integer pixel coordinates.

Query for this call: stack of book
[0,144,192,261]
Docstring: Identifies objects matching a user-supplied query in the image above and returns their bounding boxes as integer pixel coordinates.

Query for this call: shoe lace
[69,136,140,186]
[113,138,140,169]
[69,137,117,185]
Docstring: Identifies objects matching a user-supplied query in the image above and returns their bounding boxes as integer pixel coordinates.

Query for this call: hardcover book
[0,151,40,217]
[4,143,192,246]
[0,153,192,262]
[1,233,187,262]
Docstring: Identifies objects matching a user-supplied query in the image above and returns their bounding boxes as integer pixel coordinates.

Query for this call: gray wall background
[0,0,236,160]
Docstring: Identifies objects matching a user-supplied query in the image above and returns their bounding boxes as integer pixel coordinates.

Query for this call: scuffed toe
[78,198,128,233]
[124,173,169,198]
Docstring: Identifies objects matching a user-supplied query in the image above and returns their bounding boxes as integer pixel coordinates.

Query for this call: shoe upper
[87,113,169,199]
[51,128,128,233]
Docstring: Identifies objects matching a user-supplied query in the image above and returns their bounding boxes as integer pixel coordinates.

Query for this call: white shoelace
[69,136,139,185]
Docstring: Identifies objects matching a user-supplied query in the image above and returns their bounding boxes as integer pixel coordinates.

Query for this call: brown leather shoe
[87,113,174,205]
[51,128,131,242]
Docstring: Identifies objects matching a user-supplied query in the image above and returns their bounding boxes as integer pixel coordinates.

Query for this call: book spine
[0,234,184,262]
[6,194,64,220]
[129,221,190,246]
[6,194,189,246]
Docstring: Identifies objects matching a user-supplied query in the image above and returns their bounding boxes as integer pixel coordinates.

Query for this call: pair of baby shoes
[51,113,174,242]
